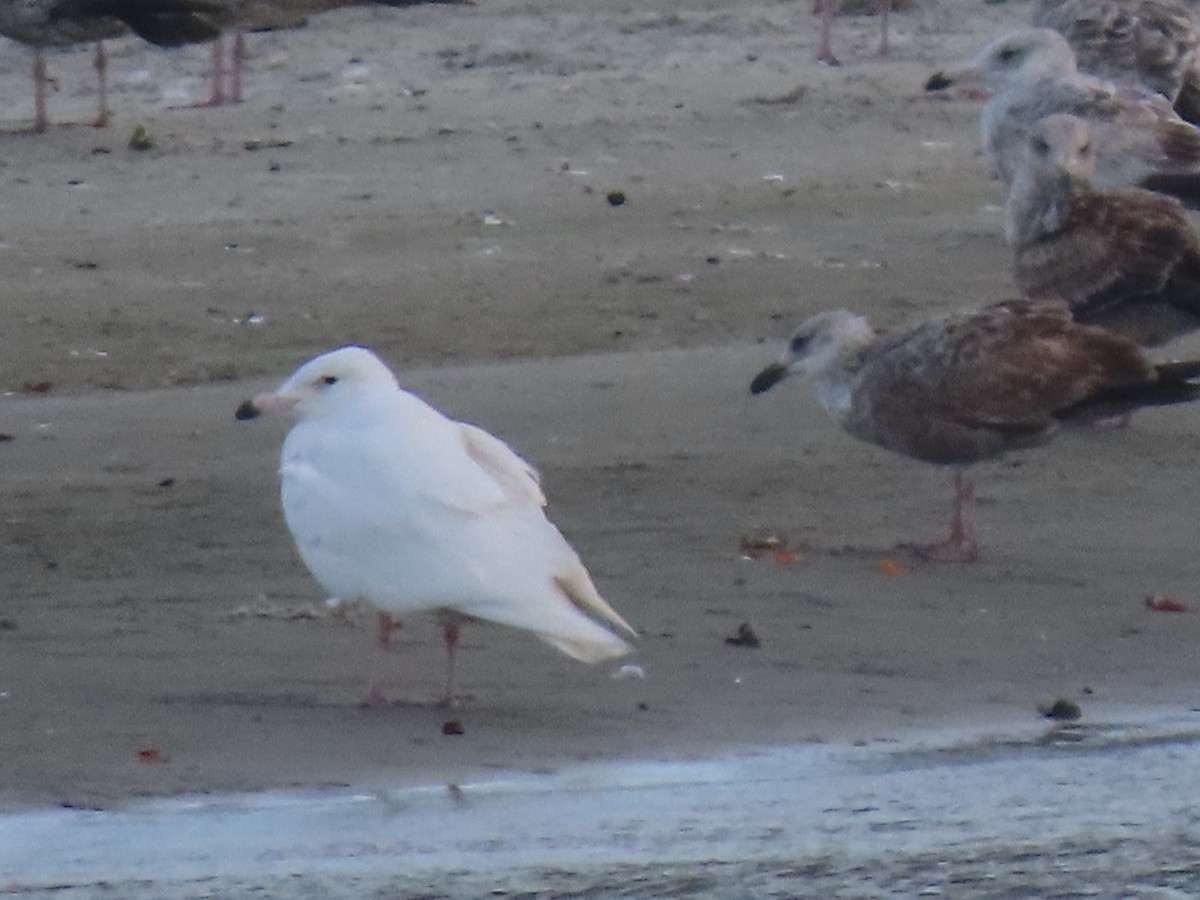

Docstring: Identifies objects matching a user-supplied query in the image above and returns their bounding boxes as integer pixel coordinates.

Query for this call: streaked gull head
[1026,112,1098,180]
[930,28,1079,92]
[750,310,874,394]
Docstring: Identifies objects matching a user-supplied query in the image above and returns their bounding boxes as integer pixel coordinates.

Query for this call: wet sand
[4,0,1200,894]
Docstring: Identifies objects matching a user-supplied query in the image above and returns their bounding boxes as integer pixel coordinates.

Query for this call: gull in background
[0,0,220,131]
[926,27,1200,199]
[1031,0,1200,123]
[750,301,1200,561]
[1008,113,1200,346]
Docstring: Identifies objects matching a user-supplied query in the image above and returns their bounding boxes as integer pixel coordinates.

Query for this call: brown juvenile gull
[187,0,474,108]
[236,346,636,707]
[925,27,1200,196]
[749,301,1200,561]
[0,0,221,132]
[812,0,892,66]
[1009,113,1200,346]
[1031,0,1200,123]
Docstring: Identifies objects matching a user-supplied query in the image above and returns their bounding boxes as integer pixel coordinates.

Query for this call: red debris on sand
[1144,595,1189,613]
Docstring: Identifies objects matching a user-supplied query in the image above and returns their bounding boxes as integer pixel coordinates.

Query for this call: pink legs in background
[32,48,48,132]
[29,41,110,133]
[197,32,246,107]
[231,32,245,104]
[93,40,110,127]
[814,0,840,65]
[376,612,401,647]
[877,0,891,56]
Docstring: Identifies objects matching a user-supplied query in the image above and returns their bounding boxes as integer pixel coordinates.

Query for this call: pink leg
[876,0,891,56]
[32,49,48,133]
[898,470,981,563]
[815,0,840,65]
[93,41,109,128]
[376,612,402,647]
[231,32,246,104]
[440,620,461,708]
[362,683,388,707]
[361,613,403,705]
[197,37,227,107]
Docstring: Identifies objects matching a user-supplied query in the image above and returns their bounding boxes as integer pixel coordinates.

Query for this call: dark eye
[997,46,1020,63]
[1032,137,1050,156]
[789,334,809,354]
[320,375,338,386]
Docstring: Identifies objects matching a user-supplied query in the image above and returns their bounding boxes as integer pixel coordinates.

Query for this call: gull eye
[1032,137,1051,156]
[789,334,809,354]
[319,375,339,386]
[997,46,1020,63]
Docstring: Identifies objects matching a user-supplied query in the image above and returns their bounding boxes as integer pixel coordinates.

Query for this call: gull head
[928,28,1075,92]
[1026,113,1096,181]
[750,310,875,395]
[1005,113,1097,244]
[235,346,399,422]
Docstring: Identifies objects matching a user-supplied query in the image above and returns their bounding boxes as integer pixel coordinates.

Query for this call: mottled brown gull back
[1032,0,1200,121]
[832,303,1160,464]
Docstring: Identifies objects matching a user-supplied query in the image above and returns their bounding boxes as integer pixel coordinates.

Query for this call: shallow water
[5,708,1200,898]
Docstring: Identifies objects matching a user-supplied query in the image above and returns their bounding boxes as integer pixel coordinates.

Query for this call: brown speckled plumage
[1009,114,1200,346]
[1032,0,1200,121]
[808,303,1160,464]
[750,300,1200,559]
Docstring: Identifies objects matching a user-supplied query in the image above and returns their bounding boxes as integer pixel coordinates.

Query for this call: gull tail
[1175,80,1200,128]
[540,569,637,663]
[1059,359,1200,421]
[1138,173,1200,210]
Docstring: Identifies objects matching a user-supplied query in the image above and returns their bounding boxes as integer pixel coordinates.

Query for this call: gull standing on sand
[750,301,1200,561]
[1031,0,1200,122]
[926,27,1200,194]
[0,0,220,131]
[236,346,636,706]
[1009,113,1200,346]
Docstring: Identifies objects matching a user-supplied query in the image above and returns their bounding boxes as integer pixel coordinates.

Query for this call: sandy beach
[4,0,1200,894]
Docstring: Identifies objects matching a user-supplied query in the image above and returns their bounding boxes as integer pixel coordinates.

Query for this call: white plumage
[241,346,635,701]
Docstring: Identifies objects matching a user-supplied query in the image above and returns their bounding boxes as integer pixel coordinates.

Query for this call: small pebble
[725,622,761,648]
[1038,698,1082,721]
